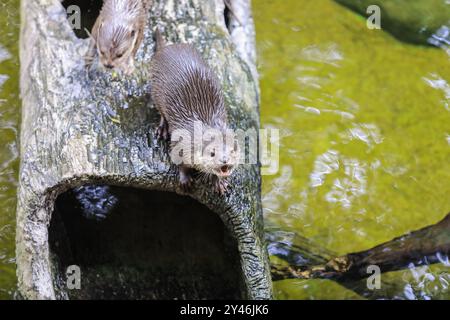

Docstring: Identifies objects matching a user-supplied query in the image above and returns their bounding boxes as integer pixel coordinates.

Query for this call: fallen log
[271,212,450,282]
[16,0,272,300]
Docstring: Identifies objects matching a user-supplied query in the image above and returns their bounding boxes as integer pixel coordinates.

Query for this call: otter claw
[180,180,192,192]
[215,179,229,195]
[156,117,169,141]
[123,63,135,76]
[179,168,192,192]
[156,124,169,141]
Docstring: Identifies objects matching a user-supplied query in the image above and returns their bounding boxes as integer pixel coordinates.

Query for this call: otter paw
[122,66,135,76]
[156,122,169,141]
[122,59,135,76]
[215,178,229,195]
[179,171,193,192]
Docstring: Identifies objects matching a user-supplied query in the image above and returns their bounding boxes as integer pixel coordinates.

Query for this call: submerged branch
[271,212,450,281]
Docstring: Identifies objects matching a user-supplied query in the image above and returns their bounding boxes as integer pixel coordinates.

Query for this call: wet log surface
[17,0,272,299]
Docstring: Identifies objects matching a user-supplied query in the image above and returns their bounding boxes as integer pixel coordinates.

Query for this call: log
[17,0,272,299]
[271,212,450,282]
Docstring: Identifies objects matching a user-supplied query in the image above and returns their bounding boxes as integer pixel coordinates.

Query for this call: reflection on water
[300,43,343,67]
[429,25,450,49]
[424,74,450,111]
[255,0,450,299]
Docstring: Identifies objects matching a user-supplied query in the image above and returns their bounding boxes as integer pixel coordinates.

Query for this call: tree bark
[17,0,272,300]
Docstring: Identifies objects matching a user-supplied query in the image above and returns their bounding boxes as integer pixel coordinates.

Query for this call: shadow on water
[49,186,244,299]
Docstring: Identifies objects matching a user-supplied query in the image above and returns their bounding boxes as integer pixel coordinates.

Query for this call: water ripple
[423,74,450,111]
[0,45,11,64]
[301,43,343,67]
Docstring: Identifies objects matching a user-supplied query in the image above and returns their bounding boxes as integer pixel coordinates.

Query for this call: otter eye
[210,150,216,157]
[131,30,136,37]
[116,53,124,58]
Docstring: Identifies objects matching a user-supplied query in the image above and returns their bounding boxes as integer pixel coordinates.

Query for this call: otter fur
[86,0,151,74]
[150,29,238,194]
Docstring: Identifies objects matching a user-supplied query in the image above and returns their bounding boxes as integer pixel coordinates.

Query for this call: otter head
[194,128,239,179]
[96,22,139,71]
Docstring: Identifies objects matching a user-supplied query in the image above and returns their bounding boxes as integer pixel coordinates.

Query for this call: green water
[0,0,449,299]
[255,0,450,299]
[0,0,19,299]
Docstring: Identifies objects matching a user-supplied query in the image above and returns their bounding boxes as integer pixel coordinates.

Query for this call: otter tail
[155,27,165,52]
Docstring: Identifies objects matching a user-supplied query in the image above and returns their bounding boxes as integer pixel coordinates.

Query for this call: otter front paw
[179,167,192,192]
[121,58,135,76]
[215,178,229,195]
[123,65,135,76]
[156,118,169,141]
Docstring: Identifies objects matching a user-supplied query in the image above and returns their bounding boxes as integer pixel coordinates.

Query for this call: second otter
[86,0,151,74]
[150,30,238,194]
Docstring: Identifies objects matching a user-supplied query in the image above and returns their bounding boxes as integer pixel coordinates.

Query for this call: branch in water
[271,212,450,281]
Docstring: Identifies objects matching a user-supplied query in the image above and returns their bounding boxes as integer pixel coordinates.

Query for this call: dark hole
[49,185,244,299]
[224,2,231,33]
[62,0,103,39]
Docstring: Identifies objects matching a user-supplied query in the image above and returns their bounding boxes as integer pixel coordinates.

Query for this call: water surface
[0,0,20,299]
[254,0,450,299]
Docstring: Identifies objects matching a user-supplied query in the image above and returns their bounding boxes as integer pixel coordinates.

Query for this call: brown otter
[85,0,151,74]
[150,29,238,194]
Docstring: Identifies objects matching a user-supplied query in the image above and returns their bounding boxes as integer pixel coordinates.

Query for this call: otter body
[86,0,151,74]
[150,31,237,194]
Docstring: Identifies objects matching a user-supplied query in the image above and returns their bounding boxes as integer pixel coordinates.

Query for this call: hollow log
[271,212,450,282]
[17,0,272,299]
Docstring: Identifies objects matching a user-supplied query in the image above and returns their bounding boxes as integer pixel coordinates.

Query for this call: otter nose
[220,165,229,173]
[105,64,114,69]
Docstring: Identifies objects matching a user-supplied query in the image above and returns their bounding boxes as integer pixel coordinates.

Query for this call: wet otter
[150,29,238,194]
[85,0,151,74]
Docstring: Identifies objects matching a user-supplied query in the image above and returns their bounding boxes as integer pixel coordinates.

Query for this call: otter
[85,0,151,74]
[150,29,238,194]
